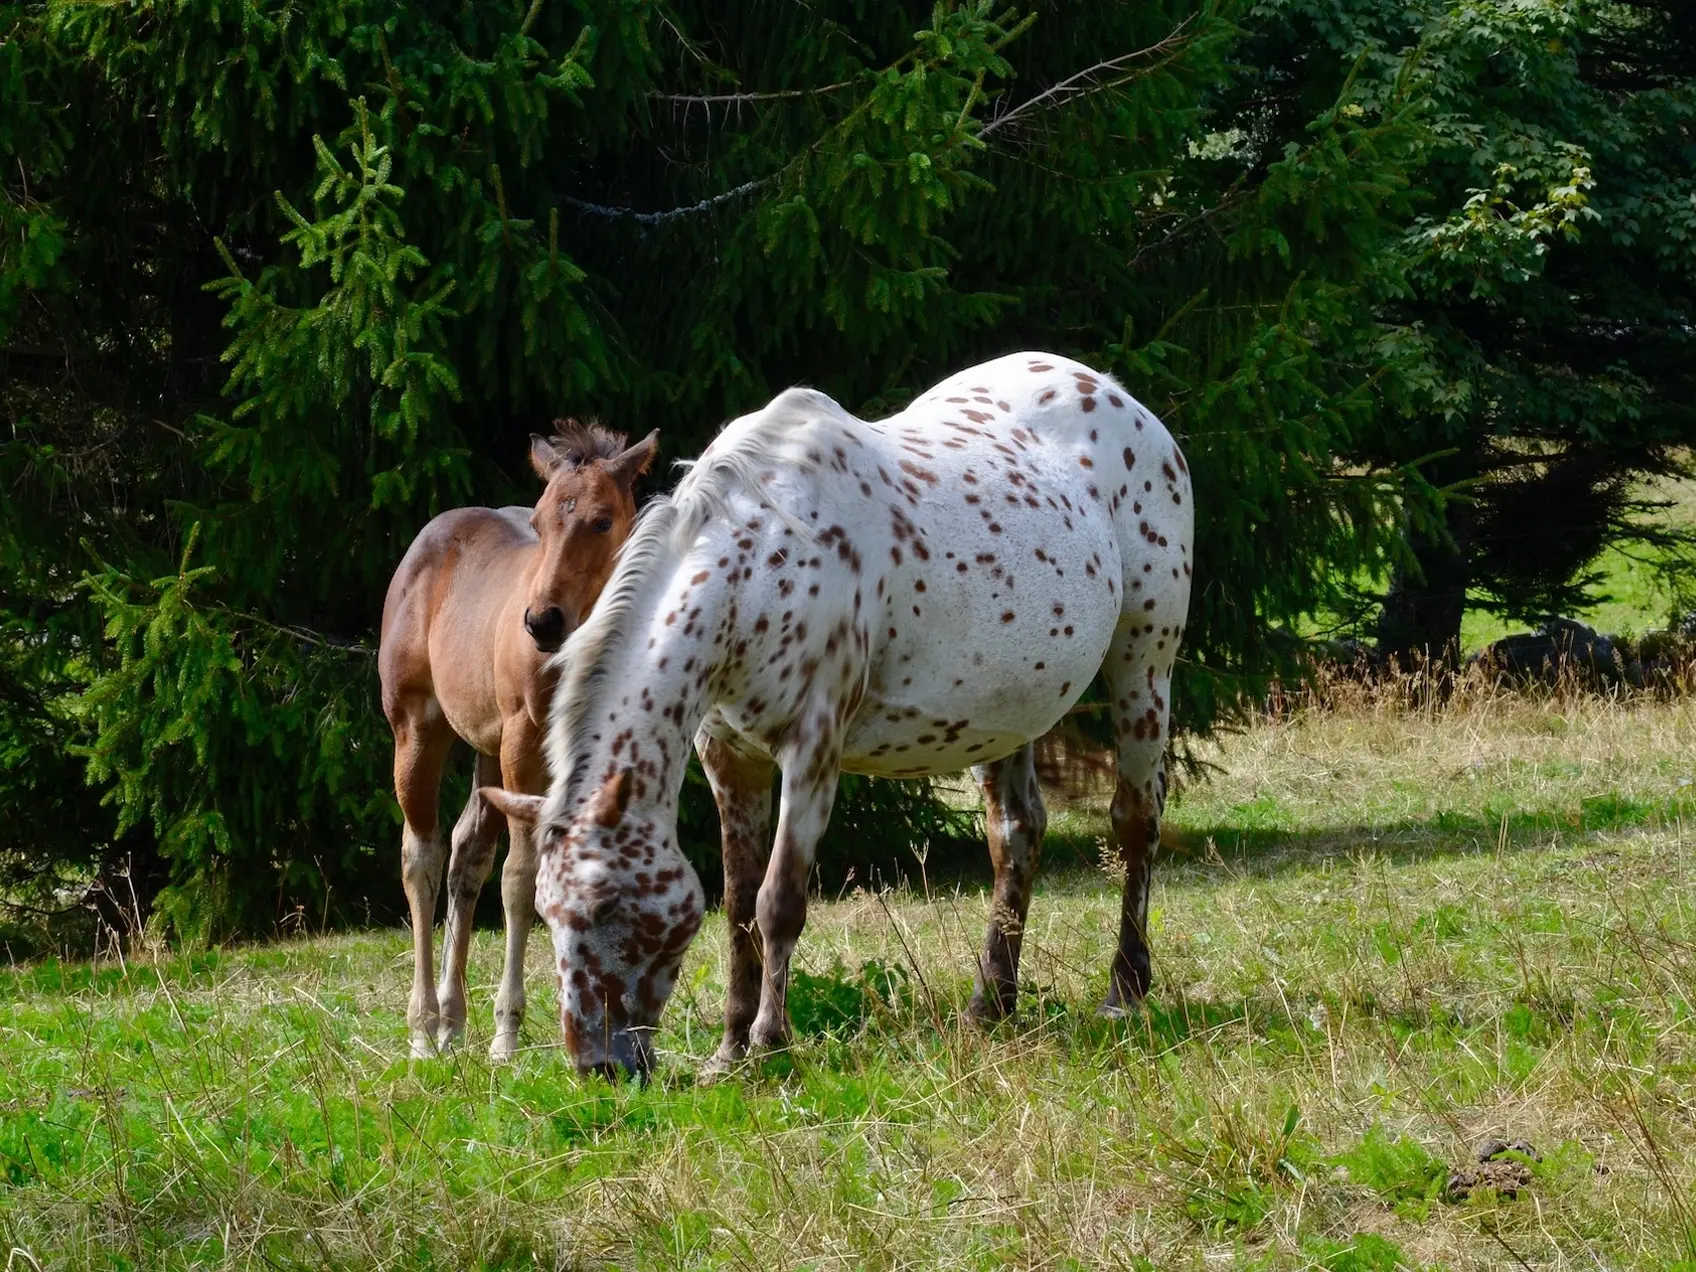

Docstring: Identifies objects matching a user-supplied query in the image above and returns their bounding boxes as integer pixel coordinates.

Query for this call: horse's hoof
[436,1024,466,1053]
[748,1026,792,1056]
[489,1033,520,1063]
[699,1050,743,1082]
[409,1033,439,1059]
[1097,997,1146,1020]
[966,990,1014,1026]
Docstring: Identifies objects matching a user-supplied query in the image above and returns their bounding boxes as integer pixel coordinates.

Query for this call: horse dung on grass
[486,354,1193,1077]
[379,423,658,1059]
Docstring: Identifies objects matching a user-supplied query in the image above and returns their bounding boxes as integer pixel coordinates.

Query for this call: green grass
[5,693,1696,1268]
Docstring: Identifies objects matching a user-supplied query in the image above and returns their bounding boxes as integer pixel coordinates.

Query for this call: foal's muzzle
[523,605,567,652]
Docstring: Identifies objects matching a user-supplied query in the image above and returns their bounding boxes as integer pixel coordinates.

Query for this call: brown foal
[378,423,657,1058]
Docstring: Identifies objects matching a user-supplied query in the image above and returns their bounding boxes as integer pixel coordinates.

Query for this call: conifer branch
[979,18,1196,138]
[560,177,769,225]
[648,82,852,106]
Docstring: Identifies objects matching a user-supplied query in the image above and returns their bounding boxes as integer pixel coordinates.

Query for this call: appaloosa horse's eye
[593,518,614,534]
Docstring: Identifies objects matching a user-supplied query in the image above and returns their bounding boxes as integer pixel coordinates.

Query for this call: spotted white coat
[482,352,1194,1076]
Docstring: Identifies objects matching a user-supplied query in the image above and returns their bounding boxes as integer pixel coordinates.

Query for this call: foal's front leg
[696,730,775,1073]
[750,734,842,1053]
[490,726,545,1061]
[437,750,504,1052]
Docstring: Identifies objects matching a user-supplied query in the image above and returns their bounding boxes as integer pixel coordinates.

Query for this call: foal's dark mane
[549,419,627,468]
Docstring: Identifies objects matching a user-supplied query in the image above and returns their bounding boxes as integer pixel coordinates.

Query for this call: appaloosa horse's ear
[480,786,545,825]
[529,434,562,480]
[606,430,660,488]
[586,769,633,828]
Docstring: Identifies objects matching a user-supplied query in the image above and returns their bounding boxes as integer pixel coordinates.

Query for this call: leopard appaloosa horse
[486,354,1192,1077]
[379,423,657,1058]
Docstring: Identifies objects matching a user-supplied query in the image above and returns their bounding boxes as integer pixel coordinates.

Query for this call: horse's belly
[843,575,1118,777]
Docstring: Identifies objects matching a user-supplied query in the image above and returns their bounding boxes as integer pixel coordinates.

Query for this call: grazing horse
[485,354,1193,1077]
[378,423,658,1059]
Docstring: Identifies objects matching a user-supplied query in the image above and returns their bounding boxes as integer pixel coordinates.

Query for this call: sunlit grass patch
[4,693,1696,1267]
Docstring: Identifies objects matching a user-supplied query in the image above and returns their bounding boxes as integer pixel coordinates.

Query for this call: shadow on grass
[802,789,1692,906]
[1031,791,1689,894]
[1031,977,1613,1062]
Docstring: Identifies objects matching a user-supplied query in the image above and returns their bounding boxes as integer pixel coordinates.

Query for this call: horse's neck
[588,543,729,812]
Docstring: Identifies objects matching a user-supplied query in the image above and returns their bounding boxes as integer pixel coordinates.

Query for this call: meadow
[4,678,1695,1270]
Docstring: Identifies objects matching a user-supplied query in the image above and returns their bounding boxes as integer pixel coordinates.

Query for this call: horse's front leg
[387,694,457,1058]
[490,724,546,1061]
[968,745,1047,1022]
[696,729,775,1074]
[749,727,842,1054]
[436,750,504,1051]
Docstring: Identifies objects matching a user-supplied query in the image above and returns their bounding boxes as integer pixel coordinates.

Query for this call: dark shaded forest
[3,0,1693,941]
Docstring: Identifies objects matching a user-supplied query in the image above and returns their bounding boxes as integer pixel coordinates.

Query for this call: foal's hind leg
[1100,617,1180,1012]
[390,694,457,1057]
[697,730,775,1074]
[968,745,1047,1022]
[436,750,504,1052]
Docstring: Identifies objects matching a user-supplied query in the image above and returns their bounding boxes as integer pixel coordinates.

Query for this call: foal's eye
[592,518,614,535]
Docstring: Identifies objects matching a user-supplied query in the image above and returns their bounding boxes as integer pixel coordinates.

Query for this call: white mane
[543,386,849,813]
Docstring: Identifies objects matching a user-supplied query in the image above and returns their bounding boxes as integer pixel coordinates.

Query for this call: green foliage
[1252,0,1696,648]
[1333,1124,1448,1217]
[1299,1233,1417,1272]
[786,958,910,1037]
[5,0,1688,936]
[1168,1102,1317,1235]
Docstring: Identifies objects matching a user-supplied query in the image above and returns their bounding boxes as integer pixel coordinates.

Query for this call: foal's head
[522,424,659,653]
[484,769,704,1079]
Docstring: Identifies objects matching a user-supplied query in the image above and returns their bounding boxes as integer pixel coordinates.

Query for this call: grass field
[5,687,1696,1269]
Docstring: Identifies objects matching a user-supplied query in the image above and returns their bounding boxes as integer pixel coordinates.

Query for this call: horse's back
[699,352,1190,777]
[379,505,536,727]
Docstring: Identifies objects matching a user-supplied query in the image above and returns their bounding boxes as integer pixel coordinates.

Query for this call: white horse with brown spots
[485,353,1193,1077]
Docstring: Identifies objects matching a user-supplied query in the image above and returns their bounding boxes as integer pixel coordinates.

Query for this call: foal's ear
[586,768,634,828]
[480,786,545,825]
[606,429,660,489]
[529,434,562,480]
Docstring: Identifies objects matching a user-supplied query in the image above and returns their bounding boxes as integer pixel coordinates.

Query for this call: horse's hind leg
[436,750,504,1052]
[968,745,1046,1022]
[390,694,456,1057]
[697,730,775,1074]
[1099,616,1180,1012]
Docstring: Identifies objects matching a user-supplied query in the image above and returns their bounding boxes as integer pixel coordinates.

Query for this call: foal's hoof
[435,1024,466,1054]
[409,1032,440,1060]
[488,1032,521,1063]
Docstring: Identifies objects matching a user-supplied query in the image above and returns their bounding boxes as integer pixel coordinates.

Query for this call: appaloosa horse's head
[484,765,705,1079]
[521,423,659,653]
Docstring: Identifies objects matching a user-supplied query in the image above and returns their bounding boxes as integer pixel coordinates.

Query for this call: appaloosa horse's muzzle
[577,1028,656,1082]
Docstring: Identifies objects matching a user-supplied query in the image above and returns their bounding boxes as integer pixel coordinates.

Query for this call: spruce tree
[3,0,1442,934]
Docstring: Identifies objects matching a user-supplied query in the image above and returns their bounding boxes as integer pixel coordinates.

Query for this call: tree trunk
[1377,499,1471,666]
